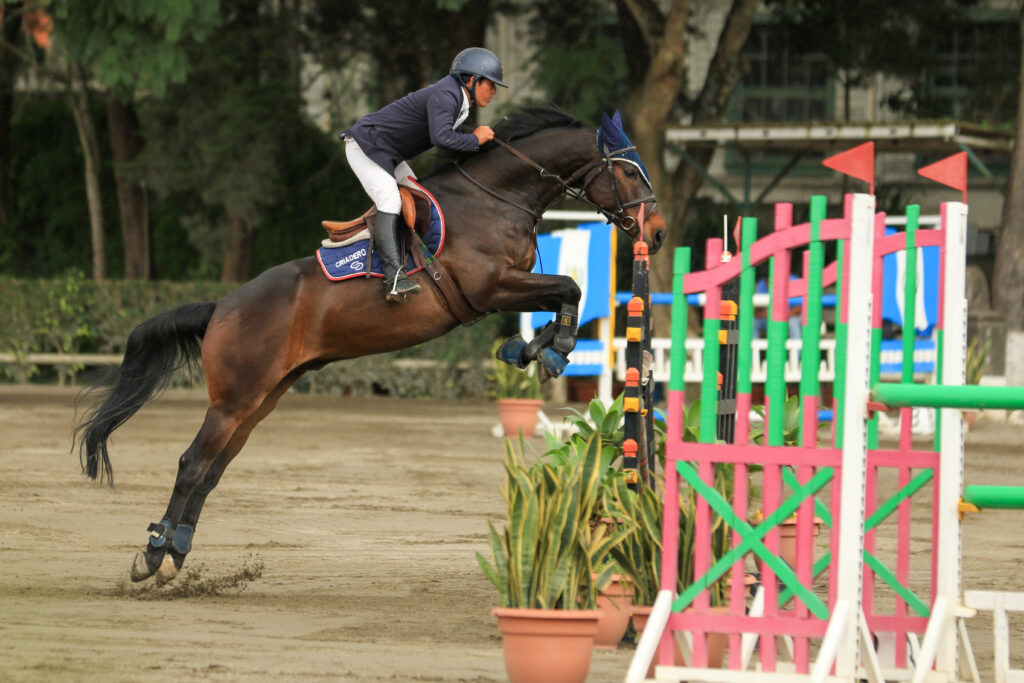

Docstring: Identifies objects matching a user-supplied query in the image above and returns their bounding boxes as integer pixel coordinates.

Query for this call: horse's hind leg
[130,373,300,584]
[162,374,302,581]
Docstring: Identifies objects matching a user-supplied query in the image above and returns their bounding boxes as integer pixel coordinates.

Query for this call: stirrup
[385,272,421,303]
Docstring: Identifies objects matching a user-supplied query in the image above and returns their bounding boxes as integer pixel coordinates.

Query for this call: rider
[340,47,506,302]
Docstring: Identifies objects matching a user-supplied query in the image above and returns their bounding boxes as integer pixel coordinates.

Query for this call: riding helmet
[450,47,507,88]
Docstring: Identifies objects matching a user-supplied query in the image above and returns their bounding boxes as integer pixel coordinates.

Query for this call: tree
[0,1,24,232]
[312,0,494,112]
[616,0,757,317]
[136,0,302,282]
[767,0,969,121]
[995,7,1024,333]
[42,0,220,279]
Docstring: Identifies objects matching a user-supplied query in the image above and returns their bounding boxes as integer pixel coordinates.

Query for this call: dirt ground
[0,385,1021,682]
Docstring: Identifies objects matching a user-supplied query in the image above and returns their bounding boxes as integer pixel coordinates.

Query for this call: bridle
[454,132,657,240]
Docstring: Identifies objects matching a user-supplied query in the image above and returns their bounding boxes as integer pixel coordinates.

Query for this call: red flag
[822,141,875,194]
[917,152,967,203]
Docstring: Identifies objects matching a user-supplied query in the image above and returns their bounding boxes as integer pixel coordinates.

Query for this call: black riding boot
[372,211,421,303]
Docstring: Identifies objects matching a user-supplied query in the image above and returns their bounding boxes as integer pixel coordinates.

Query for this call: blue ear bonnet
[598,111,652,188]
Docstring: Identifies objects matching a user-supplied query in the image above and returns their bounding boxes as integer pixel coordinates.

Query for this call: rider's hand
[474,126,495,145]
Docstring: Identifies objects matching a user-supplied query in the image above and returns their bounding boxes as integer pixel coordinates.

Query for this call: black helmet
[450,47,507,88]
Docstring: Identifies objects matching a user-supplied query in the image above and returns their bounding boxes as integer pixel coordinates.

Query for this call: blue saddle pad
[316,183,445,282]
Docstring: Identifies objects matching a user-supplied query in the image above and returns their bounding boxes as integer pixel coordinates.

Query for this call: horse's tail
[74,301,217,486]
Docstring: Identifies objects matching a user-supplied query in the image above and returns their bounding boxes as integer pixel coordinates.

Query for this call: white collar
[454,86,471,129]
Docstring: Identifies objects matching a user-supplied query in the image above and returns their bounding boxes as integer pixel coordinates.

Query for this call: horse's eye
[624,167,638,179]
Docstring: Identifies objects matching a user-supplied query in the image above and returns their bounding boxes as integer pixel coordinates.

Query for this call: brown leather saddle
[322,187,431,243]
[320,186,482,324]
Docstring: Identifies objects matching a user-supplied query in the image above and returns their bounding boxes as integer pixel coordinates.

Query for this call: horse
[74,106,666,585]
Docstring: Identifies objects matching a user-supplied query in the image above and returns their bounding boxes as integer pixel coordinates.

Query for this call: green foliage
[43,0,220,98]
[542,394,625,477]
[0,274,234,382]
[487,344,542,400]
[3,96,122,276]
[683,396,801,447]
[965,336,991,385]
[603,476,730,608]
[525,1,628,123]
[476,434,633,609]
[0,274,503,397]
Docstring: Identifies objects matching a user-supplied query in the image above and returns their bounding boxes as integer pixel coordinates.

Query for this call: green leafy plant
[541,394,625,484]
[487,342,542,400]
[603,476,729,608]
[476,434,633,609]
[965,336,991,385]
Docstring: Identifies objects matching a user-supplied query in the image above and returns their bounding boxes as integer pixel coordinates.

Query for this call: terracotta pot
[492,607,600,683]
[594,574,633,649]
[778,517,823,569]
[752,515,823,572]
[497,398,544,438]
[631,605,728,675]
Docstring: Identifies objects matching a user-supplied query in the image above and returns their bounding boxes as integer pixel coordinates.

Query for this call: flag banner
[530,222,611,330]
[881,227,939,335]
[917,152,967,201]
[822,141,875,193]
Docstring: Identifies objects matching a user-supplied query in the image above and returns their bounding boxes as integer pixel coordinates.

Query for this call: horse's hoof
[154,555,179,586]
[130,551,155,582]
[537,348,568,381]
[496,335,528,368]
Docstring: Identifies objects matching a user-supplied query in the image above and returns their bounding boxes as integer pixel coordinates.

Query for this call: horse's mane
[430,105,584,173]
[492,105,582,143]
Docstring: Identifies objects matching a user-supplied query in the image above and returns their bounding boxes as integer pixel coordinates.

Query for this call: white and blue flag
[529,222,611,331]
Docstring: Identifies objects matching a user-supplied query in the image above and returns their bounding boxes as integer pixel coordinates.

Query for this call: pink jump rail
[661,194,950,676]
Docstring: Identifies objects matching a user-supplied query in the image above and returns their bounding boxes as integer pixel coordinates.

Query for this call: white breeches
[345,137,416,214]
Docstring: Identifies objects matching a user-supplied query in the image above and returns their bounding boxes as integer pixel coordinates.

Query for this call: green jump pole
[963,485,1024,510]
[872,383,1024,411]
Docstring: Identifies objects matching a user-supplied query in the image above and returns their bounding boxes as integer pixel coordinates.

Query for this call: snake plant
[476,434,634,609]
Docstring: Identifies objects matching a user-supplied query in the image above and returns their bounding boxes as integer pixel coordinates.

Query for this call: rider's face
[473,78,497,108]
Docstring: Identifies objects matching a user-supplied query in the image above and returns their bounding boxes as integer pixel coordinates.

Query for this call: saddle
[322,187,431,244]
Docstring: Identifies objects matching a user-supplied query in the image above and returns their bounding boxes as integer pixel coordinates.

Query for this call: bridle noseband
[455,133,657,240]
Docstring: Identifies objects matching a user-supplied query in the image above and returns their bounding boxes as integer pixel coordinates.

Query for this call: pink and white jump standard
[626,193,988,683]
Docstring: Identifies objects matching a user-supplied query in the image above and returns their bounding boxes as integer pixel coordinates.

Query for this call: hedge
[0,273,504,397]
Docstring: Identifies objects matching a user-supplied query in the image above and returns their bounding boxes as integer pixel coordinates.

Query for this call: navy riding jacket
[341,75,480,174]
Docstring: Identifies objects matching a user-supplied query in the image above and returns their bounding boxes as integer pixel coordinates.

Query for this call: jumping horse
[74,106,666,585]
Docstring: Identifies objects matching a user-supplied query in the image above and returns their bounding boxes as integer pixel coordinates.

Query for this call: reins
[454,132,656,238]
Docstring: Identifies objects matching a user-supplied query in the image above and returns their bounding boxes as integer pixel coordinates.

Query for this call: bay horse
[74,106,666,585]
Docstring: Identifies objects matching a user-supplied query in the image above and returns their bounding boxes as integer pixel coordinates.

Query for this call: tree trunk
[994,9,1024,333]
[106,96,150,279]
[648,0,757,328]
[0,2,24,230]
[220,213,252,283]
[67,64,106,280]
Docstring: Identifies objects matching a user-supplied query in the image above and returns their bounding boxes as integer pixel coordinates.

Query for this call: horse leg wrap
[147,519,174,549]
[171,524,194,556]
[522,321,556,361]
[537,347,569,381]
[552,304,578,356]
[496,335,529,369]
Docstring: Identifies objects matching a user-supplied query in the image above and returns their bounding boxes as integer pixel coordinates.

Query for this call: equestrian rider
[340,47,506,303]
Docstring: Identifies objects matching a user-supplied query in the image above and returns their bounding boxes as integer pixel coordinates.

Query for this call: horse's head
[574,112,666,254]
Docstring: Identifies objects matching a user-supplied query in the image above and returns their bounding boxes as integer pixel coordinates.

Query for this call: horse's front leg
[486,270,581,380]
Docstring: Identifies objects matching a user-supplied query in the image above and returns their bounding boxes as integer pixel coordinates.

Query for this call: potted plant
[604,473,732,670]
[477,434,632,683]
[488,342,543,437]
[963,336,991,428]
[545,396,637,649]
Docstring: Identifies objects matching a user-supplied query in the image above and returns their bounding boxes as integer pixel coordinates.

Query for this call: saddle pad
[316,180,445,282]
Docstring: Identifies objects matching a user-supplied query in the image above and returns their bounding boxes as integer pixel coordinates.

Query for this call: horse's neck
[492,130,598,209]
[519,129,598,179]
